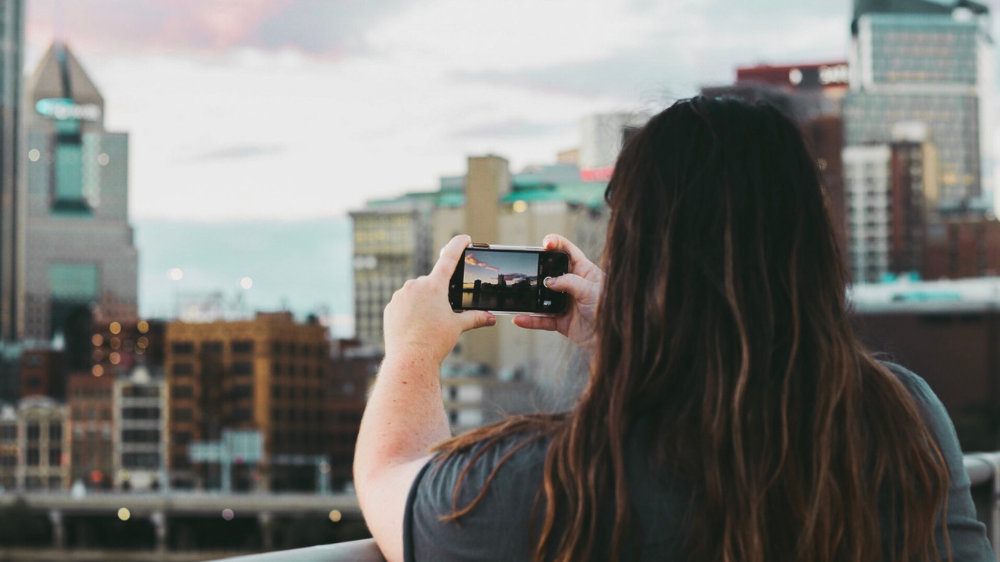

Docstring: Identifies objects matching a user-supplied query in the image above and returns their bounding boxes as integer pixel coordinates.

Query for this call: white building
[844,144,892,282]
[113,366,168,491]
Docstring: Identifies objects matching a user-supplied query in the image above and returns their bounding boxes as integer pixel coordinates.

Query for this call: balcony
[217,452,1000,562]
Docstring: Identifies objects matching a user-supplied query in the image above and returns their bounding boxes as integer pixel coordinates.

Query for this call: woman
[354,97,992,562]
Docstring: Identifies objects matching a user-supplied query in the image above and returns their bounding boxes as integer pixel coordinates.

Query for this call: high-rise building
[67,371,114,489]
[350,203,433,350]
[844,144,893,281]
[0,0,24,342]
[19,347,65,400]
[0,397,68,490]
[23,43,138,365]
[324,339,376,489]
[923,215,1000,278]
[164,312,330,491]
[844,0,993,210]
[113,365,167,491]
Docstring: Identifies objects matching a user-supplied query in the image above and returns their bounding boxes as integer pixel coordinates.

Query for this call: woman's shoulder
[404,430,551,562]
[876,361,968,482]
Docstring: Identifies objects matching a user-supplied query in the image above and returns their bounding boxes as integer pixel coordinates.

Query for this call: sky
[464,251,538,285]
[23,0,856,222]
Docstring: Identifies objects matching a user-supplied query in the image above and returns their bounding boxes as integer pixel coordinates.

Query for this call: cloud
[465,254,499,271]
[25,0,419,58]
[454,2,848,99]
[189,144,286,162]
[451,118,577,139]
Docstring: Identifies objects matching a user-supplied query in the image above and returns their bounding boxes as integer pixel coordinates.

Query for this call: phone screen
[449,247,569,314]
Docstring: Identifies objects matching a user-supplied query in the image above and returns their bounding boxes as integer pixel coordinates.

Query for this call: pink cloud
[24,0,412,58]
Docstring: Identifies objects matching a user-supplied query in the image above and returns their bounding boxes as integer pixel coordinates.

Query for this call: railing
[217,453,1000,562]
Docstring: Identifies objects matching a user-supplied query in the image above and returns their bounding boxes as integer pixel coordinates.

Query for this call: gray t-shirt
[404,363,993,561]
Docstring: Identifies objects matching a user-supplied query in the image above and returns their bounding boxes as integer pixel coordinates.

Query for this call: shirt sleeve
[403,433,549,562]
[886,363,995,561]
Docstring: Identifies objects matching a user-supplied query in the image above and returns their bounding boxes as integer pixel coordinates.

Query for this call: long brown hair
[433,97,950,562]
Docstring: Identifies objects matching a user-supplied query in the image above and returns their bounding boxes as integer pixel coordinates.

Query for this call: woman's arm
[354,235,495,562]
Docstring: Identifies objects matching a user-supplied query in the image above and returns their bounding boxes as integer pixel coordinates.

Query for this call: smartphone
[449,243,570,315]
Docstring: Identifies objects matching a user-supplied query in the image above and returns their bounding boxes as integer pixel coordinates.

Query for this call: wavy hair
[433,97,950,562]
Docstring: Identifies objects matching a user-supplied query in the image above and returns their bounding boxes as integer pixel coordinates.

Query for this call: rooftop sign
[35,98,101,121]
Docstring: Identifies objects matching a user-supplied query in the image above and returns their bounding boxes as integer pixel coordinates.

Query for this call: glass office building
[22,43,137,365]
[0,0,23,341]
[845,5,993,210]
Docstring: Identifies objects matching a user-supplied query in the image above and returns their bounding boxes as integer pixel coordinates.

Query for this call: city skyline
[462,251,538,286]
[21,0,853,222]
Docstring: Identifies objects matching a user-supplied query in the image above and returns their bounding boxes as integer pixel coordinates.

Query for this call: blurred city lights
[222,508,235,521]
[167,268,184,281]
[91,334,103,346]
[137,336,148,348]
[109,352,121,365]
[110,337,120,349]
[319,461,330,474]
[240,276,253,290]
[512,200,528,213]
[137,320,149,333]
[27,148,39,161]
[118,469,130,482]
[92,365,104,377]
[328,510,342,523]
[109,322,121,334]
[117,507,130,521]
[97,152,110,166]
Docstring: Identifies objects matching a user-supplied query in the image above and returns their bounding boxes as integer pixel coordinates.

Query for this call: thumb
[544,273,594,300]
[457,310,496,332]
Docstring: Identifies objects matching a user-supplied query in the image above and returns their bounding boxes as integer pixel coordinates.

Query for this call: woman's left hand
[383,234,496,364]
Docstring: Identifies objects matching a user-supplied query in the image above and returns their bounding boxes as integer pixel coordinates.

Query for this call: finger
[542,234,600,279]
[512,315,558,332]
[544,273,593,300]
[430,235,472,282]
[457,310,496,332]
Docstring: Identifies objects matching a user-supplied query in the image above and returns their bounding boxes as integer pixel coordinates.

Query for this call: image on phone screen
[449,247,568,314]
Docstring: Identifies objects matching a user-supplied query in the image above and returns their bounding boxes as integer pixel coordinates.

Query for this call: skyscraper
[844,0,993,210]
[0,0,24,341]
[22,43,138,370]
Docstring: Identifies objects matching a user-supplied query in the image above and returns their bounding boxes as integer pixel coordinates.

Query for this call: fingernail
[439,246,446,257]
[487,315,496,326]
[543,276,554,288]
[543,237,552,248]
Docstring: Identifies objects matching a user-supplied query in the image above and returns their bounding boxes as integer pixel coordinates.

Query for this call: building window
[172,408,193,422]
[203,341,224,354]
[231,340,254,354]
[123,430,161,443]
[172,342,195,354]
[48,448,62,466]
[0,454,16,468]
[26,448,40,466]
[49,423,62,441]
[232,362,253,376]
[26,422,40,441]
[123,453,160,468]
[0,425,15,442]
[234,408,252,422]
[172,385,194,399]
[272,385,282,398]
[272,362,282,376]
[48,476,63,490]
[172,363,194,376]
[123,407,161,420]
[231,385,253,399]
[172,432,192,445]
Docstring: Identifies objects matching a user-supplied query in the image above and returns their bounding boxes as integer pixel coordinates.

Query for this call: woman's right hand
[513,234,603,349]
